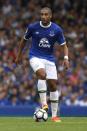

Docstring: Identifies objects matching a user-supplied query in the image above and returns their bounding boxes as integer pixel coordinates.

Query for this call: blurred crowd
[0,0,87,107]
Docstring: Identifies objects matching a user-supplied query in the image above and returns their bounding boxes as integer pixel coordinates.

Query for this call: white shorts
[30,57,58,79]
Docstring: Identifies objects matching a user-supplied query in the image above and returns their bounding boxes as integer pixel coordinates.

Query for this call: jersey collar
[40,21,52,28]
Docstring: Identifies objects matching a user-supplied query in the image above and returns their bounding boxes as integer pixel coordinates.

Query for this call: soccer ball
[33,108,48,122]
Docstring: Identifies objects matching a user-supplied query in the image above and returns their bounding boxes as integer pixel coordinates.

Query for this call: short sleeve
[56,27,66,45]
[24,24,32,40]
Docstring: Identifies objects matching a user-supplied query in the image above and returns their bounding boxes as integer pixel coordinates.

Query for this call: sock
[50,91,60,117]
[37,80,47,107]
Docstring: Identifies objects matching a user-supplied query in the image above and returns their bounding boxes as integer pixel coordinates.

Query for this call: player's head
[40,7,52,25]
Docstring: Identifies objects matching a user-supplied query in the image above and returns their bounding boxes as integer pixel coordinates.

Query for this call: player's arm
[15,38,26,64]
[56,27,69,69]
[60,43,68,59]
[60,43,69,69]
[15,24,32,64]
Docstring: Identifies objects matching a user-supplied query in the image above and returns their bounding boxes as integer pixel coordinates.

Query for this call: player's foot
[42,104,48,112]
[51,116,61,122]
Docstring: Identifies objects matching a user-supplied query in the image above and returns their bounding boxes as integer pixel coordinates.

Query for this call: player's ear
[50,14,52,19]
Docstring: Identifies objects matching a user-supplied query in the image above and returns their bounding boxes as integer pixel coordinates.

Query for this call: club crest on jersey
[49,31,55,37]
[39,38,51,48]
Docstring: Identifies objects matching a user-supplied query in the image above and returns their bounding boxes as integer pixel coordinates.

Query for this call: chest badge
[49,31,55,37]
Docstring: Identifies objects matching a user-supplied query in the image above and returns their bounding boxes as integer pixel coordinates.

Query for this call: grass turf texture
[0,117,87,131]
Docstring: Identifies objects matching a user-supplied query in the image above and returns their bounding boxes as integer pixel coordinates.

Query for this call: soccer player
[15,7,69,122]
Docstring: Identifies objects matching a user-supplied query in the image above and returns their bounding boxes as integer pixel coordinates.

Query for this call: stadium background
[0,0,87,116]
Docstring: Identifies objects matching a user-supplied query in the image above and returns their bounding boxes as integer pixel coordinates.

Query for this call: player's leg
[30,57,48,110]
[37,80,48,111]
[46,60,61,122]
[47,79,61,122]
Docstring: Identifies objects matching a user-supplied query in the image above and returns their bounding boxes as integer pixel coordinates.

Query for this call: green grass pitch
[0,117,87,131]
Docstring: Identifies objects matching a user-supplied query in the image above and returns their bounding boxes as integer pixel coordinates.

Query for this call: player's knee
[50,85,57,91]
[47,80,57,91]
[37,73,46,80]
[36,69,46,80]
[40,73,46,80]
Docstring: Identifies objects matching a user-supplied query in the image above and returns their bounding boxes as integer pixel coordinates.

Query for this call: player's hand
[62,59,69,70]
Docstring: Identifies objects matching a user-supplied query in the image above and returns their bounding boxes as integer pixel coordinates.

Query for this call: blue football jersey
[24,21,66,62]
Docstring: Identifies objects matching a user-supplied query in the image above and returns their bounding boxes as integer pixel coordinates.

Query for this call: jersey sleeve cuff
[60,42,66,45]
[23,36,28,40]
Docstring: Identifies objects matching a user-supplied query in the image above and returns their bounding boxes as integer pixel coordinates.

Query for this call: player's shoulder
[28,21,40,29]
[52,22,63,32]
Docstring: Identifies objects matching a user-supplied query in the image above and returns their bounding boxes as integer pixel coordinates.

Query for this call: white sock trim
[50,91,60,101]
[37,80,47,91]
[50,91,59,117]
[37,80,47,107]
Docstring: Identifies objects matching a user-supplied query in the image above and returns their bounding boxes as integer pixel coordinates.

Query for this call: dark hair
[41,7,52,15]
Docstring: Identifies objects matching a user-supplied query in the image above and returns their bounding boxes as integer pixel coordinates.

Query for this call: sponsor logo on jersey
[35,31,39,34]
[39,38,51,48]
